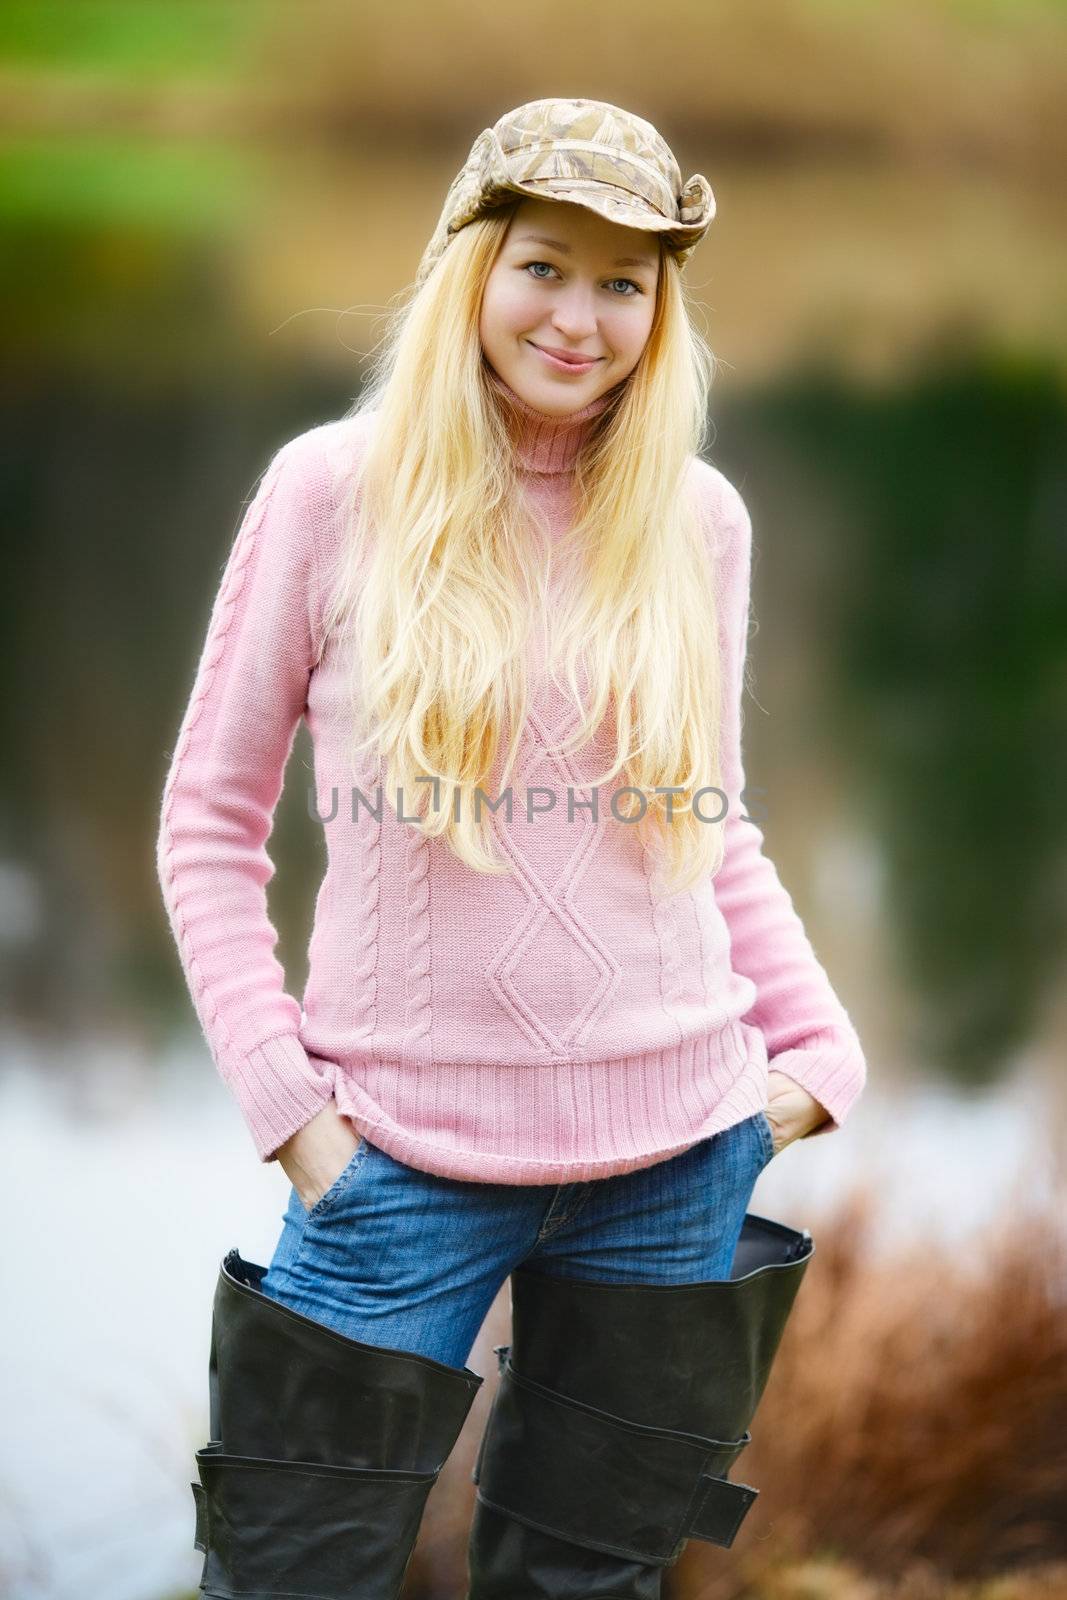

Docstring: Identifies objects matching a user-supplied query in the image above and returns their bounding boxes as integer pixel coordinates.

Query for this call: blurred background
[2,1,1066,1597]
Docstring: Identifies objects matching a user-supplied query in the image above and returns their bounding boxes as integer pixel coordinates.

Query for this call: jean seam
[756,1109,775,1166]
[536,1184,593,1240]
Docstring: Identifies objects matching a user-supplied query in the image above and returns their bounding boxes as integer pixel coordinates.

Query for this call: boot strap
[191,1441,441,1596]
[191,1477,208,1553]
[472,1358,759,1564]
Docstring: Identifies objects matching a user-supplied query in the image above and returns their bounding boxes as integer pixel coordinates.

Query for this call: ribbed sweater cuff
[766,1027,867,1137]
[227,1033,337,1163]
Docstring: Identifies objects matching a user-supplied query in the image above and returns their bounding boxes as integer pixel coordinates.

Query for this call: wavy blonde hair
[320,198,725,894]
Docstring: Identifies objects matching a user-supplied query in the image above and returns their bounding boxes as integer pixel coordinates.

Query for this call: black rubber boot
[466,1210,814,1600]
[190,1246,484,1599]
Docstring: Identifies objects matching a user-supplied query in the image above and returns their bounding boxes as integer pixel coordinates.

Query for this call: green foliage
[0,0,259,78]
[0,135,252,228]
[731,349,1067,1087]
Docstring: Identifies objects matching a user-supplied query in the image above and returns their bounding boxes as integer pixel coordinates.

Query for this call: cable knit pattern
[350,785,381,1039]
[401,820,433,1071]
[155,384,867,1179]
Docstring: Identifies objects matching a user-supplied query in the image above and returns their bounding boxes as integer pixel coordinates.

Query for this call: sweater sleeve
[708,468,867,1136]
[155,430,338,1162]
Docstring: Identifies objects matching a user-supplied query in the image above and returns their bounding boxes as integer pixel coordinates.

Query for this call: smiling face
[479,197,661,417]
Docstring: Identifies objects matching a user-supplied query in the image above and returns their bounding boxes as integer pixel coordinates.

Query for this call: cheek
[608,304,655,363]
[482,276,539,340]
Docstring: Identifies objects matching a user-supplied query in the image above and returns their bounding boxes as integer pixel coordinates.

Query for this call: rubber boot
[466,1210,814,1600]
[190,1246,483,1599]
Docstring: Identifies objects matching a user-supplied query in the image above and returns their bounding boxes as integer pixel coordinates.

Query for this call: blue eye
[522,262,643,295]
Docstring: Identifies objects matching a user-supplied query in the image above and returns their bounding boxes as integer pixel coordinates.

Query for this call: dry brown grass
[677,1187,1067,1596]
[250,0,1067,186]
[723,1555,1067,1599]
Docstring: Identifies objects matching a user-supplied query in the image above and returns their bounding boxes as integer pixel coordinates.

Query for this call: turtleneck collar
[486,364,620,475]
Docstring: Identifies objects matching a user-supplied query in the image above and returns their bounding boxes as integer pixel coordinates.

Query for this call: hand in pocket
[765,1070,831,1154]
[275,1101,364,1215]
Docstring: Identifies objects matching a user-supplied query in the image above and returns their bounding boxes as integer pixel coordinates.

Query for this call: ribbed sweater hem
[228,1032,337,1163]
[327,1022,773,1186]
[765,1030,867,1137]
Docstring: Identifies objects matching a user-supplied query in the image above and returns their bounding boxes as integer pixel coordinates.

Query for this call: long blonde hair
[320,198,726,894]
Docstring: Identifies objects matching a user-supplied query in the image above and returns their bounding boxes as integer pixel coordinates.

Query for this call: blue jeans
[259,1109,776,1371]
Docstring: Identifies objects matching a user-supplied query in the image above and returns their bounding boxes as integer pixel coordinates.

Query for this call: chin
[523,361,601,403]
[528,387,589,417]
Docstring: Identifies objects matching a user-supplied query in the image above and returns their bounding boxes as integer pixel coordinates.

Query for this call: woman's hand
[764,1070,831,1156]
[275,1101,362,1214]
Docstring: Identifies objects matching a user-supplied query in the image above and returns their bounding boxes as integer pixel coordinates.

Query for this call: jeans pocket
[754,1109,777,1168]
[303,1135,370,1222]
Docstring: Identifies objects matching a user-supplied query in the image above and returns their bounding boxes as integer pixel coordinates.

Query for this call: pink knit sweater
[156,379,867,1184]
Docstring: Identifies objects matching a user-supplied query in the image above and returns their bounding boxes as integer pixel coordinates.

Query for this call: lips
[530,342,602,366]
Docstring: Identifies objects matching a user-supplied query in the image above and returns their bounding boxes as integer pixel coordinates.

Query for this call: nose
[549,283,599,342]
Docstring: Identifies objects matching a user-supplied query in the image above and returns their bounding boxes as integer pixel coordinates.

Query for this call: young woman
[159,98,866,1600]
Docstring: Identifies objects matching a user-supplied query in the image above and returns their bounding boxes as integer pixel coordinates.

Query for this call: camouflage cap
[414,97,716,290]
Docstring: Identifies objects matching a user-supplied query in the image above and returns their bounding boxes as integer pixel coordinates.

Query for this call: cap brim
[495,177,709,243]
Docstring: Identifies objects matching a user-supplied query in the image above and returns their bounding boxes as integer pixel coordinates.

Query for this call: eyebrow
[511,233,657,270]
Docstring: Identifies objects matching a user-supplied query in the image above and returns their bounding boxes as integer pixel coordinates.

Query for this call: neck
[485,364,619,475]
